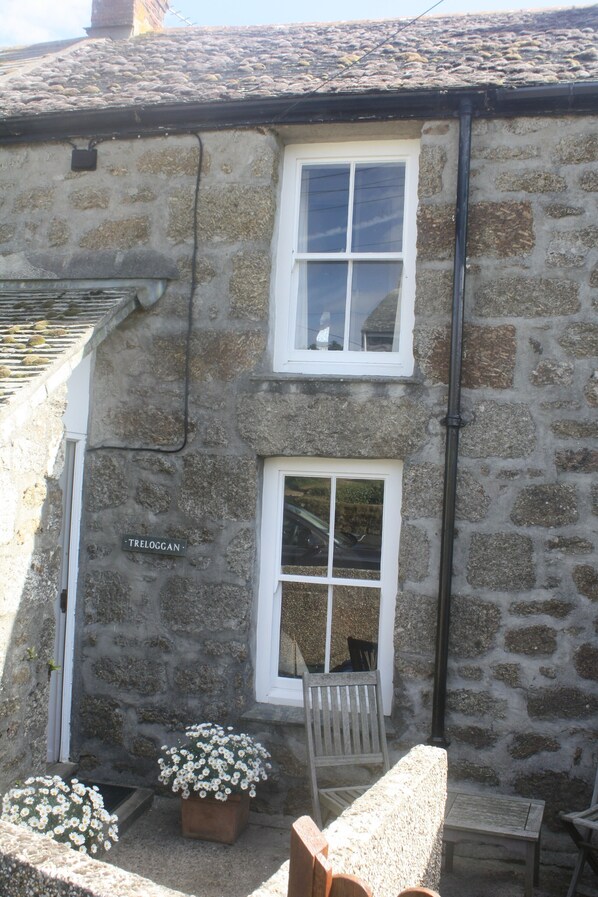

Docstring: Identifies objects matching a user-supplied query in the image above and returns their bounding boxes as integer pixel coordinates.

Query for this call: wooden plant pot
[180,792,251,844]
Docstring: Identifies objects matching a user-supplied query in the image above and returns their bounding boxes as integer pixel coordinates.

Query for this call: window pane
[282,476,331,575]
[332,478,383,579]
[298,165,350,253]
[348,261,402,353]
[351,163,405,252]
[295,261,347,351]
[279,582,328,678]
[330,586,380,672]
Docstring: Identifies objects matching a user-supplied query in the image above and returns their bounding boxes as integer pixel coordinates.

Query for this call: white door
[47,356,90,763]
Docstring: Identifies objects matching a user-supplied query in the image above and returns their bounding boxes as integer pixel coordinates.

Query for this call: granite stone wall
[0,117,595,831]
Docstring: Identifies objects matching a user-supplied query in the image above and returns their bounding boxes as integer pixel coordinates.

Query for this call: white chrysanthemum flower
[1,775,118,856]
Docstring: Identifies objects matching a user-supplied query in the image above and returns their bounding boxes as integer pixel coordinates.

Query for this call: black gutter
[1,81,597,144]
[428,97,473,749]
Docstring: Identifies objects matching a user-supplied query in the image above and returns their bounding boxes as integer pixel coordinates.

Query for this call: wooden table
[443,790,545,897]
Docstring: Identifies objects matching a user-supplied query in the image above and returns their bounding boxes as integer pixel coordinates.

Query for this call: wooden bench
[443,790,545,897]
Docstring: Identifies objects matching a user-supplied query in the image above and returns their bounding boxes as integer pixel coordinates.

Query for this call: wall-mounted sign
[121,534,187,557]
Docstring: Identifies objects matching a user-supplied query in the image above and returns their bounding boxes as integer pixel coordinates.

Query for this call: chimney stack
[87,0,170,39]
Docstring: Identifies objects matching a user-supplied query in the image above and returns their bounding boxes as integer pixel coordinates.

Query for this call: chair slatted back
[303,671,390,770]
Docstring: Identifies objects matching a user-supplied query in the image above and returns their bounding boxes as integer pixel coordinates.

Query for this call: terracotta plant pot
[180,792,251,844]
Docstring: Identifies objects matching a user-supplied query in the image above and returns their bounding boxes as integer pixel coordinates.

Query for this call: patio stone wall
[0,115,595,830]
[0,744,446,897]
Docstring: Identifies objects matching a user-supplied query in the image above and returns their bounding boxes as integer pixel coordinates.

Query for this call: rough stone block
[101,407,184,447]
[402,463,490,522]
[79,695,124,743]
[585,372,598,407]
[238,393,428,459]
[190,330,266,381]
[414,268,453,316]
[447,688,507,719]
[530,360,574,386]
[447,725,498,748]
[555,449,598,472]
[492,662,522,687]
[398,524,430,583]
[138,145,201,176]
[474,277,579,317]
[225,528,255,581]
[579,170,598,191]
[78,216,150,249]
[69,188,110,210]
[196,185,276,242]
[85,454,129,511]
[546,536,594,555]
[84,570,132,624]
[159,576,252,632]
[495,170,566,193]
[527,686,598,719]
[12,188,54,212]
[508,733,559,759]
[450,594,501,658]
[461,401,536,459]
[468,202,534,257]
[468,532,534,590]
[131,735,159,759]
[551,419,598,438]
[395,591,436,656]
[173,663,227,694]
[229,250,271,320]
[449,759,500,786]
[418,145,446,197]
[463,324,516,389]
[417,324,516,388]
[510,597,573,618]
[511,483,578,527]
[47,218,70,247]
[505,625,557,656]
[572,565,598,601]
[181,454,257,521]
[555,134,598,163]
[545,203,584,218]
[416,204,454,259]
[93,657,166,695]
[575,643,598,680]
[135,479,172,514]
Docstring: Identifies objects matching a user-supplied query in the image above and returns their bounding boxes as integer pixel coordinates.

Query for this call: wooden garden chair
[287,815,440,897]
[303,670,390,828]
[561,766,598,897]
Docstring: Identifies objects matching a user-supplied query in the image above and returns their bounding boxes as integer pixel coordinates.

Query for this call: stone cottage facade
[0,0,597,830]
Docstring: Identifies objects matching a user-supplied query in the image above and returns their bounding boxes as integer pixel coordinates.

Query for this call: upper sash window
[273,141,419,377]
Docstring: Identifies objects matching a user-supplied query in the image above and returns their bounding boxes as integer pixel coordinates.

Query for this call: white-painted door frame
[47,355,90,763]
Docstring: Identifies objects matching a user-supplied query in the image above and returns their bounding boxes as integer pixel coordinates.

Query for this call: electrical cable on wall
[87,132,203,455]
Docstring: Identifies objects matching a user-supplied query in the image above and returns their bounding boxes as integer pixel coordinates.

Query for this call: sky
[0,0,594,47]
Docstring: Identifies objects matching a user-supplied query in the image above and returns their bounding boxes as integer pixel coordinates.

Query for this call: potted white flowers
[1,775,118,855]
[158,722,271,844]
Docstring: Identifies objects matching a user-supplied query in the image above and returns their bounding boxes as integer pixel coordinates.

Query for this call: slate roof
[0,6,597,119]
[0,288,138,412]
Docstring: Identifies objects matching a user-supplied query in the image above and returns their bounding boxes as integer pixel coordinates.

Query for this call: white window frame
[255,457,402,714]
[273,140,419,378]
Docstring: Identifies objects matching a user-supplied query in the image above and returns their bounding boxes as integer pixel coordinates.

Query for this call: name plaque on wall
[122,534,187,557]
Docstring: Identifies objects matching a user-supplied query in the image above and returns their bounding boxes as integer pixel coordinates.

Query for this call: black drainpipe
[429,98,473,748]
